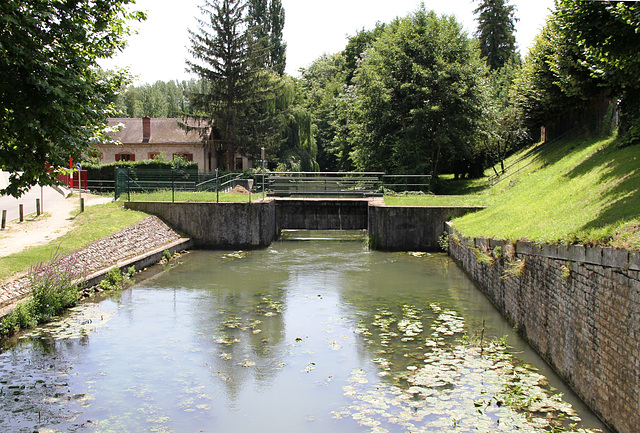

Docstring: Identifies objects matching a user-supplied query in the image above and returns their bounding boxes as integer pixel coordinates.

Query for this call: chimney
[142,115,151,143]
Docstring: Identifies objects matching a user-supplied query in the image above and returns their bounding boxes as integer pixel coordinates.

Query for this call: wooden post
[36,198,41,216]
[19,204,23,222]
[1,210,6,229]
[80,197,85,213]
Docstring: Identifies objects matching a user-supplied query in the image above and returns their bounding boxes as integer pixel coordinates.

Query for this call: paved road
[0,173,69,223]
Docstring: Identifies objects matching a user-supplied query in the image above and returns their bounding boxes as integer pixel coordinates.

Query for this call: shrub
[30,258,82,324]
[1,257,83,338]
[98,266,136,291]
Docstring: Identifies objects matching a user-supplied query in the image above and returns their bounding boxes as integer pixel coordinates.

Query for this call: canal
[0,239,608,432]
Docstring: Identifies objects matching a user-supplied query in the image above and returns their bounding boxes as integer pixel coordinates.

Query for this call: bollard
[36,198,41,216]
[80,197,85,213]
[1,210,6,230]
[19,204,23,222]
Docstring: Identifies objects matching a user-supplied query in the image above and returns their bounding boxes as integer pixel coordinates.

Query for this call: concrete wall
[368,205,483,251]
[126,200,481,251]
[125,201,278,249]
[447,224,640,433]
[276,199,369,231]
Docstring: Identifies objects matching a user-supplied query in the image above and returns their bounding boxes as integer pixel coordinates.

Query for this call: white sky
[100,0,556,84]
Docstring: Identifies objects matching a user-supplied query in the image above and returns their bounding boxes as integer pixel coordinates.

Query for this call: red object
[69,157,74,189]
[57,170,87,190]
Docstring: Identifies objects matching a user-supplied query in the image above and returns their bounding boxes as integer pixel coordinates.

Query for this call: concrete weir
[125,198,482,251]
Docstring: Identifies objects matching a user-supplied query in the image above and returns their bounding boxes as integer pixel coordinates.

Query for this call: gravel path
[0,215,184,316]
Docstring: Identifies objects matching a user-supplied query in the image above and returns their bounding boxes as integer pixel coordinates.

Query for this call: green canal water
[0,240,609,433]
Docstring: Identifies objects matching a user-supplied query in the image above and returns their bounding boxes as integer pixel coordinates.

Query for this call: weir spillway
[125,198,482,251]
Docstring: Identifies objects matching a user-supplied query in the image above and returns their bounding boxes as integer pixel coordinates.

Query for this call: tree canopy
[345,8,488,176]
[0,0,145,197]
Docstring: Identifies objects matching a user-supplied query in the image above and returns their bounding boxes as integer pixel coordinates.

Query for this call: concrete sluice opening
[280,229,368,241]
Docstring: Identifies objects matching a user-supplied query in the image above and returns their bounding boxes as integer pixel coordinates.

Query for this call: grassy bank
[386,133,640,249]
[0,200,148,284]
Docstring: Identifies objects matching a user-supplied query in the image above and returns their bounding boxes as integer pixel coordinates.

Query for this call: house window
[148,152,161,160]
[173,153,193,162]
[115,152,135,162]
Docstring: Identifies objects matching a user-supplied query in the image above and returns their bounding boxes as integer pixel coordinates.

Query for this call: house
[94,116,252,171]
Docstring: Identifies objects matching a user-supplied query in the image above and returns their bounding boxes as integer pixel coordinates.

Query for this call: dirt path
[0,193,112,258]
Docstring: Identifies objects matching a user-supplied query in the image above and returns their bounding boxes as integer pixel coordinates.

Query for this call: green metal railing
[267,172,385,197]
[94,169,432,201]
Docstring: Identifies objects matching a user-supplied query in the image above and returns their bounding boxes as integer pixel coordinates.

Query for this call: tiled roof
[106,118,205,144]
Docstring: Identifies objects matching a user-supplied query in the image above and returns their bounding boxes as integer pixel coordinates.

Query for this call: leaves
[0,0,145,197]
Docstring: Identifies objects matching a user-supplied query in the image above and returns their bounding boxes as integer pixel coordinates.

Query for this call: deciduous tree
[347,7,487,176]
[0,0,145,197]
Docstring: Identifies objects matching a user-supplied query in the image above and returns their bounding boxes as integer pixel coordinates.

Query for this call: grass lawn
[0,200,148,284]
[128,190,264,203]
[391,133,640,248]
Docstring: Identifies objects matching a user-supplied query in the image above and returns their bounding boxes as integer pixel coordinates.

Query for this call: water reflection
[0,242,609,433]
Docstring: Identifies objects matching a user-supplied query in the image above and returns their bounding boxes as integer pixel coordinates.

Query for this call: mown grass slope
[387,132,640,249]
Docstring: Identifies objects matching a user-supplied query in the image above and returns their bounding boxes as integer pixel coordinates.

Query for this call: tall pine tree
[186,0,282,169]
[473,0,518,70]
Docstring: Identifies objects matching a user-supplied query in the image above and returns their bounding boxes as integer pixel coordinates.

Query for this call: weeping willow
[275,78,319,172]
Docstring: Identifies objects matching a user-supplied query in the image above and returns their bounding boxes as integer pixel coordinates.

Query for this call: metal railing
[267,172,385,197]
[88,169,432,201]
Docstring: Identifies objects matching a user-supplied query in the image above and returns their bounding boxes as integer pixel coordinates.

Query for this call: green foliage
[30,258,82,323]
[163,249,172,261]
[0,0,146,197]
[246,0,286,75]
[115,80,199,118]
[98,266,135,291]
[1,256,83,337]
[473,0,519,70]
[347,7,488,176]
[554,0,640,145]
[83,159,198,183]
[185,0,285,170]
[0,301,36,337]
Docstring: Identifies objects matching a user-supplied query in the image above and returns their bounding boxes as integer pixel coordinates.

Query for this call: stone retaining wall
[446,223,640,433]
[125,201,278,249]
[368,205,483,251]
[0,216,188,318]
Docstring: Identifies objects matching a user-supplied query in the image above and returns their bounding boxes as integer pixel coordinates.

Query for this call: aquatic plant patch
[339,303,600,433]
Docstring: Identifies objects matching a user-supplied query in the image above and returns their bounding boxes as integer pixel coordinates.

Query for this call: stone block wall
[368,205,483,251]
[125,201,278,249]
[446,223,640,433]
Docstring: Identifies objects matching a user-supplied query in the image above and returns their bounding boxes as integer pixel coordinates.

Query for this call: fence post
[36,198,40,216]
[216,168,219,204]
[1,210,6,229]
[171,168,175,203]
[19,204,23,222]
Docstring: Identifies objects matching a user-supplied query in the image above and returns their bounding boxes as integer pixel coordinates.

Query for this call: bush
[0,256,83,338]
[30,258,82,324]
[98,266,136,291]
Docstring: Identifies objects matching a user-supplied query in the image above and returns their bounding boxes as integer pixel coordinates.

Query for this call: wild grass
[0,200,148,284]
[421,132,640,248]
[0,257,83,337]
